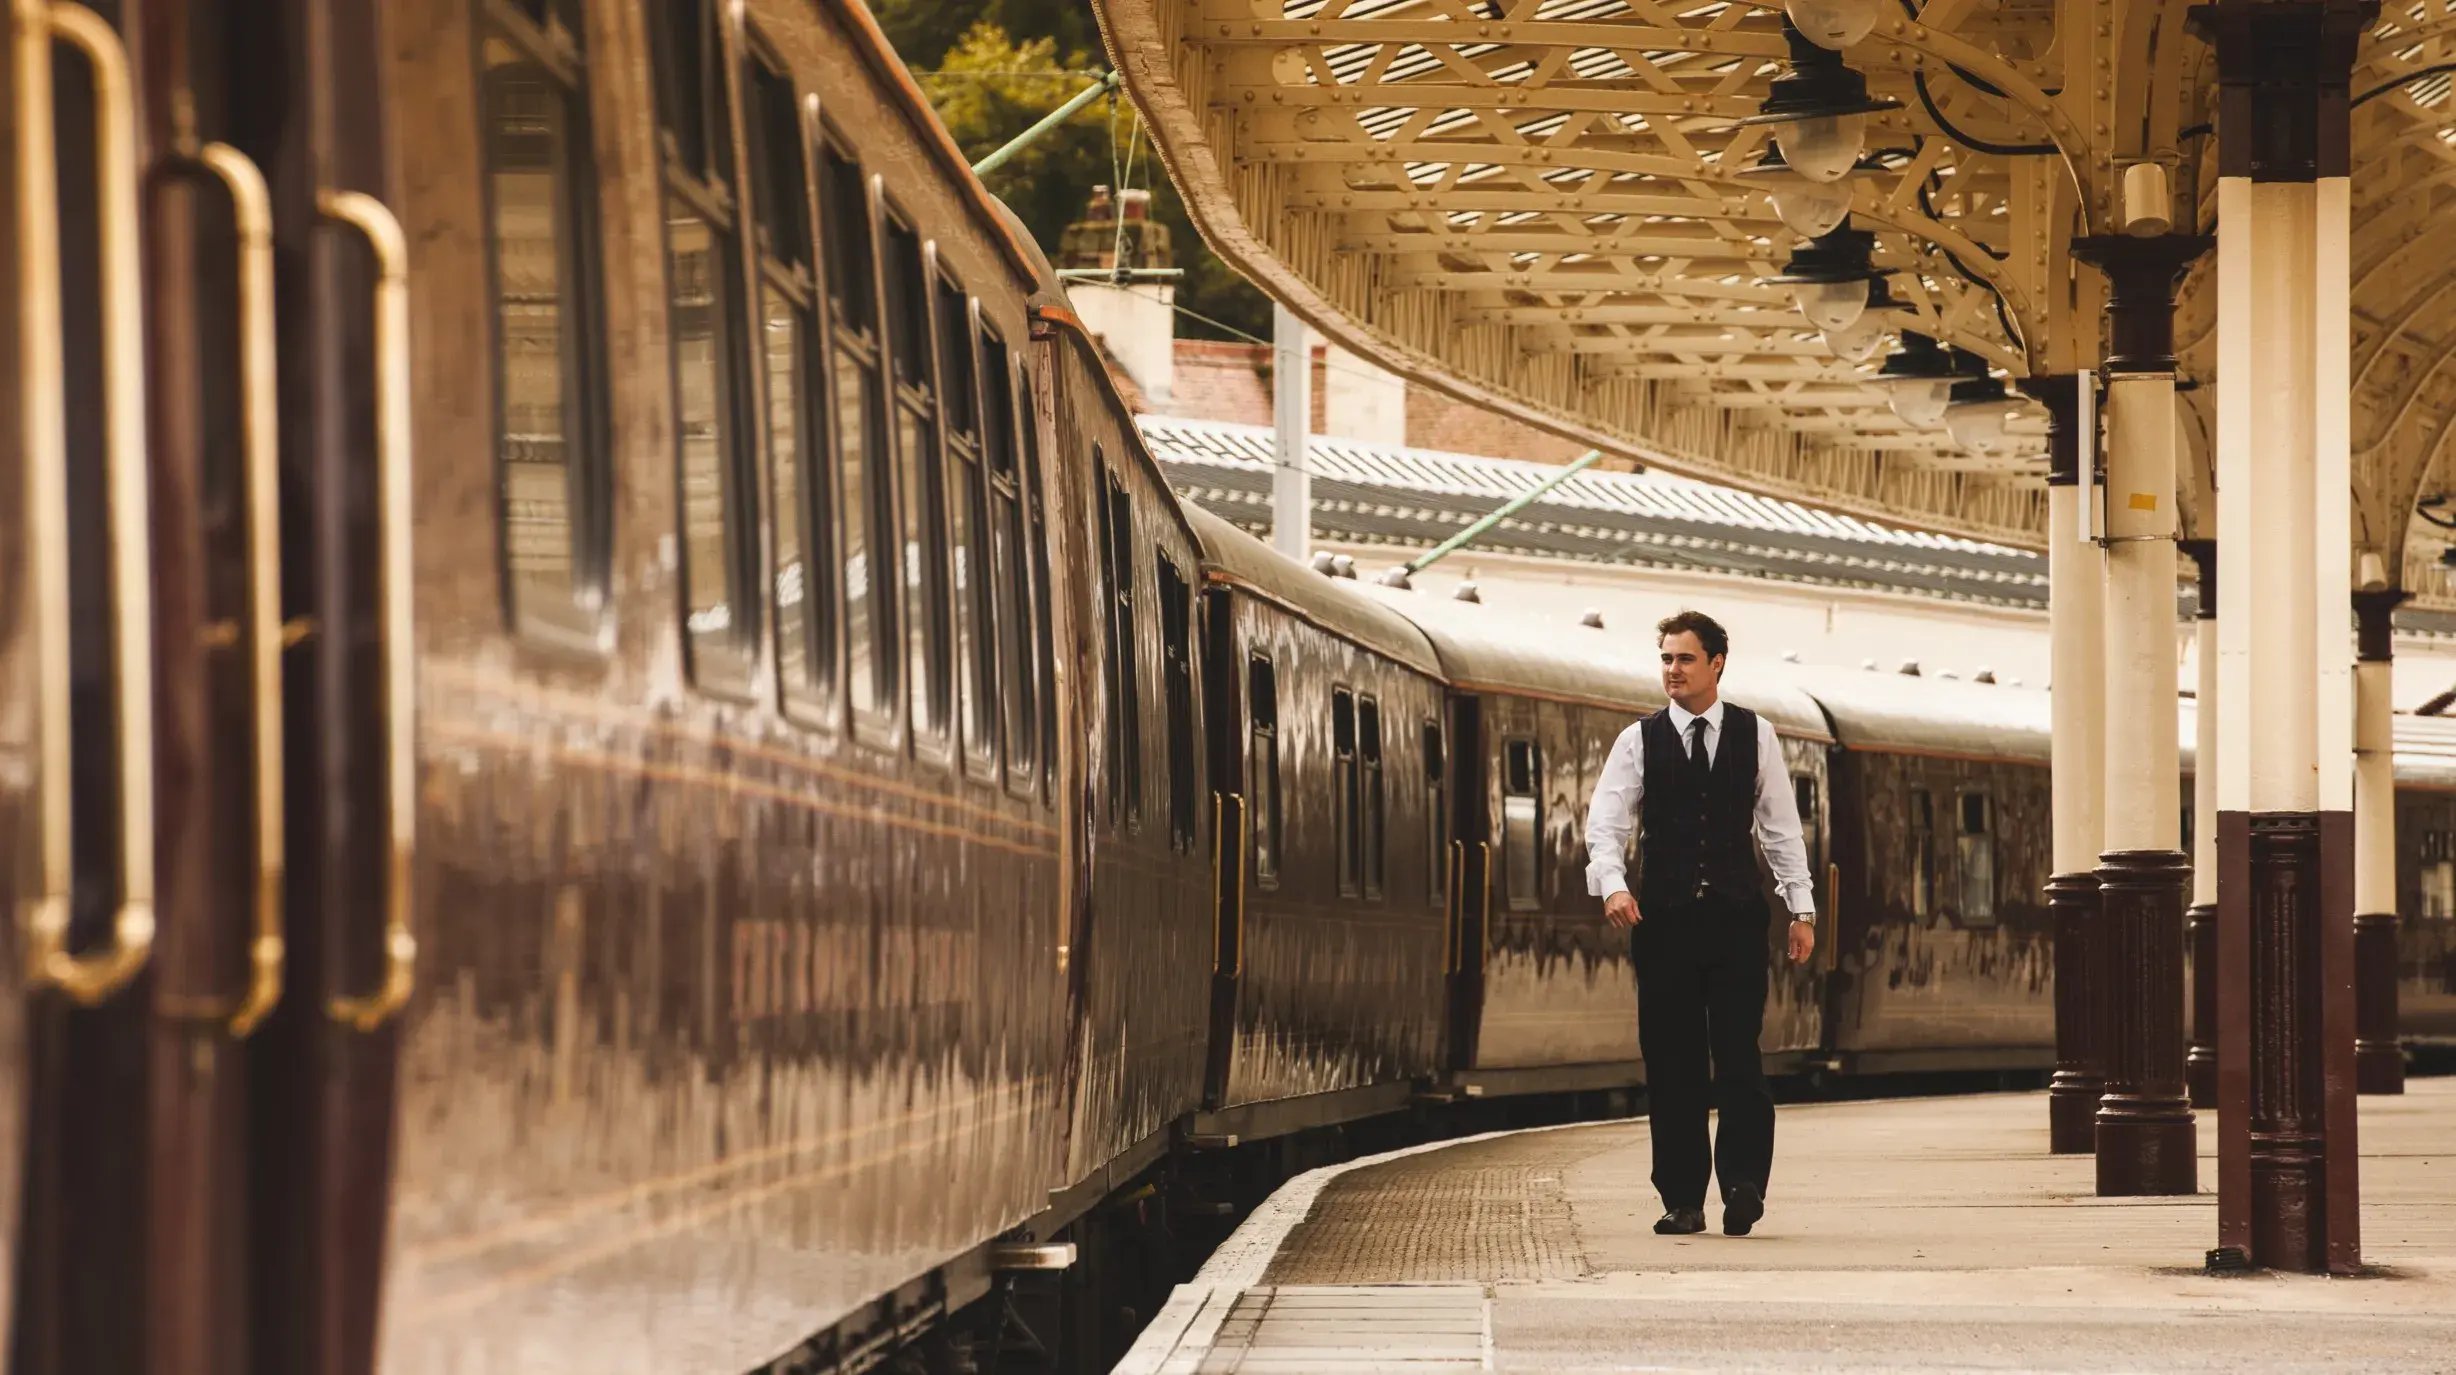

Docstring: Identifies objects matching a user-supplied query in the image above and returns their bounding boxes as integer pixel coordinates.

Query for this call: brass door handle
[1443,840,1463,973]
[1228,791,1250,978]
[1475,840,1492,961]
[317,188,418,1032]
[1208,789,1225,973]
[18,2,157,1003]
[162,141,286,1034]
[1822,860,1841,975]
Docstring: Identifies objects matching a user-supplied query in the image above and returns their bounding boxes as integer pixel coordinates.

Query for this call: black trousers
[1631,888,1773,1211]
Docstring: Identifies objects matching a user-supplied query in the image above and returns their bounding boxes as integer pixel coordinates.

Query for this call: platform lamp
[1734,18,1902,183]
[1820,274,1905,362]
[1732,142,1856,239]
[1783,0,1884,49]
[1766,221,1884,333]
[1942,352,2025,453]
[1870,331,1963,429]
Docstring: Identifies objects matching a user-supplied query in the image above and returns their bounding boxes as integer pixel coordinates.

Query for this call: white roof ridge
[1133,413,2031,558]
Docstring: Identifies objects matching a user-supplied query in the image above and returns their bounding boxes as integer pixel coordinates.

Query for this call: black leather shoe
[1653,1207,1705,1235]
[1722,1184,1765,1236]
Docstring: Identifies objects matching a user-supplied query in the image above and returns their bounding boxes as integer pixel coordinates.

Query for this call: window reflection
[482,35,605,636]
[666,203,741,651]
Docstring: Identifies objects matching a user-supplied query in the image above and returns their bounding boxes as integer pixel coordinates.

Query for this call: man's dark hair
[1656,610,1729,660]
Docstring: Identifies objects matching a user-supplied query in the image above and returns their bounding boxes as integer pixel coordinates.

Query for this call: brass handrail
[1822,861,1841,975]
[166,141,286,1035]
[21,2,157,1004]
[319,188,418,1032]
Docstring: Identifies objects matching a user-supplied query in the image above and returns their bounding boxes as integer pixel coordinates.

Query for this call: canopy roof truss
[1097,0,2456,576]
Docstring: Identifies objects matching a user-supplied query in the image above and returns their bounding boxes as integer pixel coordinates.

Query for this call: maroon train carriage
[1033,285,1215,1204]
[1186,507,1451,1143]
[2385,714,2456,1048]
[1787,665,2058,1074]
[4,0,1209,1370]
[1357,586,1839,1093]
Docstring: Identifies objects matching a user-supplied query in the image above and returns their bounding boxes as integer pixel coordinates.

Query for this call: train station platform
[1117,1080,2456,1373]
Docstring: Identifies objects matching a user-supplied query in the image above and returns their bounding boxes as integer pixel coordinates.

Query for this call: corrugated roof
[1135,415,2052,609]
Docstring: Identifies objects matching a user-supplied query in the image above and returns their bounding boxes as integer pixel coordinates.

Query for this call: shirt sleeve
[1585,723,1644,898]
[1752,716,1817,917]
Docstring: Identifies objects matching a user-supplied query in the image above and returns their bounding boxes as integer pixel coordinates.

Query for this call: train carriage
[1187,507,1448,1138]
[1364,589,1837,1091]
[1036,292,1213,1193]
[2390,715,2456,1045]
[375,0,1101,1367]
[1793,667,2058,1069]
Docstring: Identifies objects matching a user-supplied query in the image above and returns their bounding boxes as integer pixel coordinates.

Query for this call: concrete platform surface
[1116,1080,2456,1372]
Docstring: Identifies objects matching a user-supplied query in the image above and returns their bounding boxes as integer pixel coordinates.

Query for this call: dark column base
[2050,1073,2102,1156]
[2226,811,2361,1273]
[2046,872,2103,1155]
[2354,911,2404,1095]
[2095,849,2197,1196]
[2099,1118,2201,1197]
[2186,903,2218,1108]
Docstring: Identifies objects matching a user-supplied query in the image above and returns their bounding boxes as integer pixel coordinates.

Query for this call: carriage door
[9,0,292,1366]
[1199,586,1243,1105]
[1441,693,1488,1071]
[219,0,411,1371]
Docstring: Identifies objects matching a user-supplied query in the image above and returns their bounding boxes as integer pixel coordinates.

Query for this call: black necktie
[1688,716,1709,772]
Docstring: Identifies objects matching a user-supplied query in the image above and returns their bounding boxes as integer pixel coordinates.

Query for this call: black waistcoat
[1638,703,1761,910]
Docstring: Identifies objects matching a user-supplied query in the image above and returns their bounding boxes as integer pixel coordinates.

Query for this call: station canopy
[1092,0,2456,565]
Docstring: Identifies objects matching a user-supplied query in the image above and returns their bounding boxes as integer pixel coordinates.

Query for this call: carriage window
[1250,656,1281,886]
[1424,719,1446,906]
[650,0,757,687]
[1159,554,1197,853]
[1908,788,1936,919]
[983,337,1036,789]
[1958,791,1996,926]
[1334,690,1359,897]
[480,5,610,643]
[2422,830,2456,918]
[818,142,895,727]
[647,0,730,185]
[938,279,996,774]
[1095,461,1141,826]
[1360,697,1384,899]
[1095,455,1120,814]
[1503,738,1542,911]
[743,48,835,720]
[1021,370,1056,795]
[883,214,950,746]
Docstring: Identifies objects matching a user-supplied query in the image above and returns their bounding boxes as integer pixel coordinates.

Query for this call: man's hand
[1603,891,1642,928]
[1786,917,1816,965]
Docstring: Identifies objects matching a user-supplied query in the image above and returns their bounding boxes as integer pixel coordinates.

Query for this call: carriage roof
[1187,508,1444,676]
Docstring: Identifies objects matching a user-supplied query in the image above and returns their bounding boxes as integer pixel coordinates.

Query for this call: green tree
[880,0,1103,72]
[893,8,1271,343]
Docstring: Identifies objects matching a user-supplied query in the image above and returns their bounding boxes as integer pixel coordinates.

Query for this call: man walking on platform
[1585,611,1817,1238]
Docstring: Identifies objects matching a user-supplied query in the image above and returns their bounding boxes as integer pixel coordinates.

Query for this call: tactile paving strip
[1260,1128,1628,1284]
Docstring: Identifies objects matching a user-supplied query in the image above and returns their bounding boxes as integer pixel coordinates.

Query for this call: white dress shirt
[1583,697,1817,918]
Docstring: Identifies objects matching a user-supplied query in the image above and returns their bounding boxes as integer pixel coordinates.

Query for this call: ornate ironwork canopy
[1094,0,2456,562]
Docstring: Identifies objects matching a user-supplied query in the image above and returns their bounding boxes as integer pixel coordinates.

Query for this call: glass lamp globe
[1887,379,1952,429]
[1944,397,2017,452]
[1773,112,1867,183]
[1791,278,1868,333]
[1821,312,1886,363]
[1768,178,1854,238]
[1784,0,1881,49]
